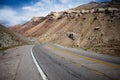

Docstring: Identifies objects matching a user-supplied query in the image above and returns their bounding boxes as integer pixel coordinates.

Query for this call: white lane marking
[31,47,48,80]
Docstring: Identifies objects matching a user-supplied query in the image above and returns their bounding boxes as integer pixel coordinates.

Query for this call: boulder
[66,32,77,40]
[94,27,100,30]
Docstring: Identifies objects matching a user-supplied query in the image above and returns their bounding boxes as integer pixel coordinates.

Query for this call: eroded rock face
[46,7,120,20]
[66,32,77,40]
[47,12,62,20]
[30,17,42,22]
[94,27,100,30]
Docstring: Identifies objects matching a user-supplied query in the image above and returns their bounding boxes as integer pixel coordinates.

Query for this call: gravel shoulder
[0,45,42,80]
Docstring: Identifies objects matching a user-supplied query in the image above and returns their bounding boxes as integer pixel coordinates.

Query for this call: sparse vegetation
[0,24,31,51]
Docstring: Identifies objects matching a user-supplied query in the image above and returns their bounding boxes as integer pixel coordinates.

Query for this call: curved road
[32,44,120,80]
[1,44,119,80]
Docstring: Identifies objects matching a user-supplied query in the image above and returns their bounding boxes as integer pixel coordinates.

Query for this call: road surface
[0,44,120,80]
[32,44,120,80]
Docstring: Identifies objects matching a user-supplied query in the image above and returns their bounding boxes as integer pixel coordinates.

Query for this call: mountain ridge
[10,1,120,56]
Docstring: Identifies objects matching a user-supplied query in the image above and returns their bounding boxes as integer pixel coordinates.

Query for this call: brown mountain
[10,17,45,36]
[0,24,29,50]
[10,1,120,56]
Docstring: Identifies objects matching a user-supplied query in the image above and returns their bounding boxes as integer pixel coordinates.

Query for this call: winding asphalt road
[32,44,120,80]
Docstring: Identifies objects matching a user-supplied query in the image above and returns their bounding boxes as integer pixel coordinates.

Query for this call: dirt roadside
[0,45,42,80]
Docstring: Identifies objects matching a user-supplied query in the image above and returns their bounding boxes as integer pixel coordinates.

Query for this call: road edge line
[31,47,48,80]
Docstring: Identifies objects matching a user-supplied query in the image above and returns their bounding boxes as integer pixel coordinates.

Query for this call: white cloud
[60,0,71,3]
[22,2,49,18]
[0,7,27,26]
[42,0,52,4]
[22,6,40,12]
[36,2,45,7]
[53,4,69,11]
[0,0,89,26]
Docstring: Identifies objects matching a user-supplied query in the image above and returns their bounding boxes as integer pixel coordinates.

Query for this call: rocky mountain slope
[0,24,30,50]
[10,0,120,56]
[10,17,45,35]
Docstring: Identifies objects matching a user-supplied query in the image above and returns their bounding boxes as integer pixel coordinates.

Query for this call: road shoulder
[0,45,42,80]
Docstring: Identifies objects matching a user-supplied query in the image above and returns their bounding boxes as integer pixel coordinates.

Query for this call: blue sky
[0,0,111,26]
